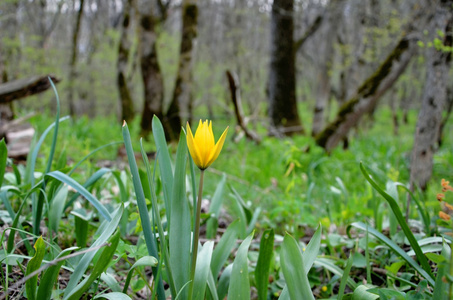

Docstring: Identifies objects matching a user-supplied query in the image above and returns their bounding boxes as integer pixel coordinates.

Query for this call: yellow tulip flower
[186,120,228,170]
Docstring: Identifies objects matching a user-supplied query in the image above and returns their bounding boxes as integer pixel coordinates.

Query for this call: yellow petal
[206,126,229,168]
[186,122,203,168]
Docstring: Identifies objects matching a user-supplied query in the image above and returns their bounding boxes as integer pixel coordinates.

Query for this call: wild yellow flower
[186,120,228,170]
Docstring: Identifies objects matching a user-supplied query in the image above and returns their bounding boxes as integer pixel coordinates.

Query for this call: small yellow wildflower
[186,120,228,170]
[321,286,328,292]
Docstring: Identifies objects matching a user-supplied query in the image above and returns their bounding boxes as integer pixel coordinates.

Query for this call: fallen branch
[0,75,61,104]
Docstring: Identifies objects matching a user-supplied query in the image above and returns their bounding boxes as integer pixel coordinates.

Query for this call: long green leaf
[217,264,232,300]
[37,247,76,300]
[65,230,121,300]
[211,219,241,278]
[0,138,7,187]
[66,167,112,209]
[348,221,435,287]
[46,171,111,221]
[227,232,254,300]
[25,236,46,300]
[140,138,177,297]
[302,224,322,272]
[360,163,433,280]
[280,233,314,300]
[192,241,214,300]
[64,206,123,297]
[48,184,68,234]
[30,115,70,237]
[122,122,165,299]
[206,269,219,300]
[152,116,174,221]
[169,130,191,299]
[94,292,132,300]
[255,229,274,300]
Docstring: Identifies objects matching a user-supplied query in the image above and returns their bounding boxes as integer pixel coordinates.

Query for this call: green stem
[450,242,453,299]
[188,170,205,299]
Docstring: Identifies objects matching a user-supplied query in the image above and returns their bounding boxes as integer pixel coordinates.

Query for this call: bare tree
[410,0,453,190]
[268,0,304,136]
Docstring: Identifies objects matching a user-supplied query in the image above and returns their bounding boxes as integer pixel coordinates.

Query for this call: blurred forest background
[0,0,452,192]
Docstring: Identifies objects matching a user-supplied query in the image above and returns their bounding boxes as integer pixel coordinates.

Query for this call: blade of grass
[122,121,166,300]
[348,221,435,286]
[360,162,434,281]
[337,252,354,299]
[0,139,7,187]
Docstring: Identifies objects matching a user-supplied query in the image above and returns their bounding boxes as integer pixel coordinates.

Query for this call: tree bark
[311,2,339,136]
[68,0,86,117]
[139,4,164,137]
[410,1,453,190]
[315,34,417,152]
[268,0,304,137]
[117,0,135,123]
[165,0,198,141]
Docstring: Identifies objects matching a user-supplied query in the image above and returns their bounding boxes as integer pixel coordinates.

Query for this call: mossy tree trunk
[139,5,164,137]
[67,0,85,117]
[267,0,304,137]
[165,0,198,141]
[315,34,417,152]
[117,0,135,123]
[410,0,453,190]
[311,2,339,136]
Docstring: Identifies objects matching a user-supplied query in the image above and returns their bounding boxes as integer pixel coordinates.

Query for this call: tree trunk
[315,34,417,152]
[68,0,85,117]
[165,0,198,141]
[117,0,135,123]
[139,5,164,137]
[268,0,304,136]
[311,3,338,136]
[410,1,453,190]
